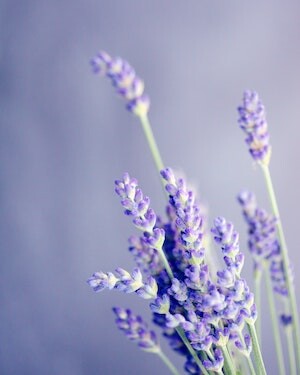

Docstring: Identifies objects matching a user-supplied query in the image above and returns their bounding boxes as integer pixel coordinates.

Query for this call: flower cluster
[88,51,300,375]
[88,169,257,374]
[237,90,271,165]
[90,51,150,116]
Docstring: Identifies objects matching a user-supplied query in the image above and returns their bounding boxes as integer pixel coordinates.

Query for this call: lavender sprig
[91,50,164,174]
[87,267,158,299]
[238,190,291,374]
[238,90,271,166]
[115,172,173,278]
[211,217,266,375]
[238,191,289,298]
[113,307,160,352]
[161,167,205,267]
[238,91,300,369]
[91,51,150,117]
[113,307,180,375]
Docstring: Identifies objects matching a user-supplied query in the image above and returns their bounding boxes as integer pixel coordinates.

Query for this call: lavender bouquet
[87,51,300,375]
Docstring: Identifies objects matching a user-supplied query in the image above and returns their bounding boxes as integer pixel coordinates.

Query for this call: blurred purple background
[1,1,300,374]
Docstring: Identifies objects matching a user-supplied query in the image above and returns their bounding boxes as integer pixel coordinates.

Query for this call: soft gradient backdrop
[1,1,300,374]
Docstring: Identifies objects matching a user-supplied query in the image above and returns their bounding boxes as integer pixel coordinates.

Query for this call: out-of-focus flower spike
[91,50,150,116]
[237,90,271,165]
[113,307,160,353]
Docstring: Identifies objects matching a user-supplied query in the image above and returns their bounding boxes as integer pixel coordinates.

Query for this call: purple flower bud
[87,271,118,292]
[280,314,292,327]
[165,313,185,328]
[136,276,158,299]
[168,278,188,302]
[150,294,170,314]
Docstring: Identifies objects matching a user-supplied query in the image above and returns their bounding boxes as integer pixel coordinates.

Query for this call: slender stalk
[222,346,236,375]
[157,248,174,279]
[137,114,209,375]
[261,164,300,369]
[139,114,164,173]
[286,326,297,375]
[254,267,263,344]
[157,349,181,375]
[237,332,256,375]
[264,268,286,375]
[175,326,209,375]
[246,355,256,375]
[283,299,297,375]
[247,323,267,375]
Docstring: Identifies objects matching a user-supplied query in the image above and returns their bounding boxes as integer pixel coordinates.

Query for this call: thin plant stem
[284,299,297,375]
[157,248,174,279]
[264,268,286,375]
[254,267,263,344]
[137,114,209,375]
[286,327,297,375]
[176,326,209,375]
[246,355,256,375]
[261,164,300,370]
[237,332,256,375]
[139,114,164,174]
[247,323,267,375]
[154,238,207,374]
[157,349,181,375]
[222,346,236,375]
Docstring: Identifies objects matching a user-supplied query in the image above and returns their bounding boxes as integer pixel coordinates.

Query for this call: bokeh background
[1,1,300,374]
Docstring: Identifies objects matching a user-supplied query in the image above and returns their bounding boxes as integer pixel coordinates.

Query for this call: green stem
[139,114,164,173]
[175,326,209,375]
[157,248,174,279]
[265,268,286,375]
[247,323,267,375]
[254,267,263,344]
[286,326,297,375]
[246,355,256,375]
[222,346,236,375]
[157,349,181,375]
[138,115,210,375]
[261,164,300,370]
[284,298,297,375]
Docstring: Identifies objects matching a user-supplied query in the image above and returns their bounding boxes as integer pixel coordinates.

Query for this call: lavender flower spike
[115,173,157,233]
[91,51,150,116]
[113,307,160,353]
[87,268,158,299]
[238,90,271,165]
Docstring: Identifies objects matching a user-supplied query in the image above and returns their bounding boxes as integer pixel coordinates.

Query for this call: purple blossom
[237,90,271,165]
[91,51,150,116]
[87,268,158,299]
[113,307,160,353]
[150,294,171,314]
